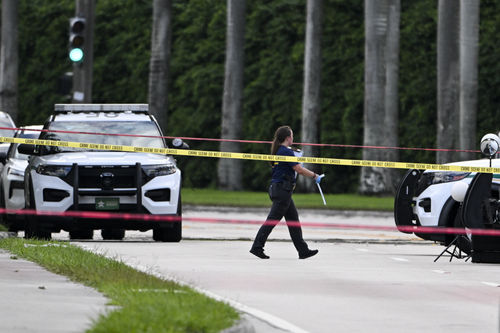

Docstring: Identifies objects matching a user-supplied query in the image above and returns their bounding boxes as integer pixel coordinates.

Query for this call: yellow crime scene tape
[1,136,499,174]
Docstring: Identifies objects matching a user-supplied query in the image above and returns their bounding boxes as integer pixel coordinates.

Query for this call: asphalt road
[54,206,500,333]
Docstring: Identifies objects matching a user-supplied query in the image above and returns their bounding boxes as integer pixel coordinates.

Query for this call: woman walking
[250,125,323,259]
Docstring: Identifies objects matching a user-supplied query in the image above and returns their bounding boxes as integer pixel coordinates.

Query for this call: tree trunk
[218,0,246,191]
[437,0,460,164]
[360,0,400,195]
[0,0,19,123]
[459,0,479,161]
[148,0,172,132]
[382,0,400,192]
[298,0,323,193]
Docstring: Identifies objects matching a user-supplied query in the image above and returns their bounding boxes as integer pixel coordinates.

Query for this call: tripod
[434,234,471,262]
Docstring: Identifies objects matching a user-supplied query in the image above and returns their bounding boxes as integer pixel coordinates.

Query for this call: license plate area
[95,198,119,210]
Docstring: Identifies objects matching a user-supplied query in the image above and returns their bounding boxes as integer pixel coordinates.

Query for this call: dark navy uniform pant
[251,182,309,253]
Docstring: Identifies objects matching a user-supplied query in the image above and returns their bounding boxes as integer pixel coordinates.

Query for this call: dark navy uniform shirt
[271,145,299,183]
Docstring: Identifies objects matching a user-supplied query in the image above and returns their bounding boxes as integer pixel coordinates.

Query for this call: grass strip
[0,238,239,333]
[183,188,394,211]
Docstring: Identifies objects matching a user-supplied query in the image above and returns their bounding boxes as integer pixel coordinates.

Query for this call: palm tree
[383,0,400,192]
[299,0,323,193]
[0,0,19,122]
[437,0,460,164]
[148,0,172,132]
[218,0,246,191]
[360,0,400,195]
[459,0,479,161]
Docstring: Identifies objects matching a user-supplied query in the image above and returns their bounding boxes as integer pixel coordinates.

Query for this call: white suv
[0,125,42,231]
[0,111,16,160]
[395,159,500,250]
[18,104,184,241]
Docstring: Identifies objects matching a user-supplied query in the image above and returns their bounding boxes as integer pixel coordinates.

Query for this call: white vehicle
[0,111,16,160]
[0,126,42,231]
[18,104,187,241]
[395,134,500,263]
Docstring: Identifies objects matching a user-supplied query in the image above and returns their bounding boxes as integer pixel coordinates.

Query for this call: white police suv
[395,162,496,238]
[0,125,42,231]
[0,111,16,159]
[395,134,500,261]
[18,104,185,241]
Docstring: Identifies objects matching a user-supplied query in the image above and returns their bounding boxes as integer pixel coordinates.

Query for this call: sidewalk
[0,240,109,333]
[0,231,259,333]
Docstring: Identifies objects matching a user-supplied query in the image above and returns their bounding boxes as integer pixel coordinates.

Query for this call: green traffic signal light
[69,17,85,63]
[69,48,84,62]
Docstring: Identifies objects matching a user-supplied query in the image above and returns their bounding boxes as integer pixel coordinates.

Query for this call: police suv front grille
[63,165,146,189]
[62,163,145,213]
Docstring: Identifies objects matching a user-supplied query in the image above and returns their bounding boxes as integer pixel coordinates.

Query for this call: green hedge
[15,0,500,192]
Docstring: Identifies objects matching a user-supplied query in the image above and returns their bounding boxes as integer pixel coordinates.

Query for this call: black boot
[299,249,318,259]
[250,248,270,259]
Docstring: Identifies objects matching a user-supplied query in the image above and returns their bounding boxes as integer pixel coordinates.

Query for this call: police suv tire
[0,180,8,228]
[69,229,94,240]
[24,178,51,240]
[101,228,125,240]
[25,217,51,240]
[153,195,182,242]
[0,180,16,231]
[152,222,181,242]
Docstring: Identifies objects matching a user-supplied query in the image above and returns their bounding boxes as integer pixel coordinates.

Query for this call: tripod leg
[434,235,460,262]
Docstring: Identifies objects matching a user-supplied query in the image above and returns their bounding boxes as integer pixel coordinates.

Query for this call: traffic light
[69,17,86,63]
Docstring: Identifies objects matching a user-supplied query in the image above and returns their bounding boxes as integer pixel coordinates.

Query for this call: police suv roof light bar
[54,104,149,113]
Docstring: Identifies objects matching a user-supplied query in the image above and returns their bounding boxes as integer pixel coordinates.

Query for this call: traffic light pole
[72,0,95,103]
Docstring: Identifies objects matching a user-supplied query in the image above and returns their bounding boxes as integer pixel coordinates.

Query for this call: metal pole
[72,0,95,103]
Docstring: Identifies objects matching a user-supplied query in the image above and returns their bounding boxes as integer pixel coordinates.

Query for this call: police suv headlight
[7,167,25,178]
[422,171,470,185]
[36,165,72,177]
[142,164,176,178]
[416,171,470,196]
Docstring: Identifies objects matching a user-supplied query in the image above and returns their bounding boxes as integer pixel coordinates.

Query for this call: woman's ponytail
[271,126,292,155]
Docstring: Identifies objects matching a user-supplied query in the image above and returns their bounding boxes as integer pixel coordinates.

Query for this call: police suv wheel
[0,181,7,228]
[153,195,182,242]
[24,179,51,240]
[69,229,94,240]
[24,218,51,240]
[101,228,125,240]
[152,222,181,242]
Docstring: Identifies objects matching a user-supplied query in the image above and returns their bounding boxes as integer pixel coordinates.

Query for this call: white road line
[432,270,450,274]
[391,257,409,262]
[481,281,500,287]
[356,248,370,252]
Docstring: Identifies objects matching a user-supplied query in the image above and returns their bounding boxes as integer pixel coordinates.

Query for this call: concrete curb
[221,316,256,333]
[184,204,393,218]
[0,231,16,239]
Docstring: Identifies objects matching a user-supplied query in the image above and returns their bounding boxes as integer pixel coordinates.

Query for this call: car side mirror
[172,138,189,149]
[18,144,37,155]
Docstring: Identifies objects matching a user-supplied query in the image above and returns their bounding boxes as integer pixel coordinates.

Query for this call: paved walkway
[0,245,109,332]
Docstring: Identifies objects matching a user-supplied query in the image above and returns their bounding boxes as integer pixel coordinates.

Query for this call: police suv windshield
[40,121,165,154]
